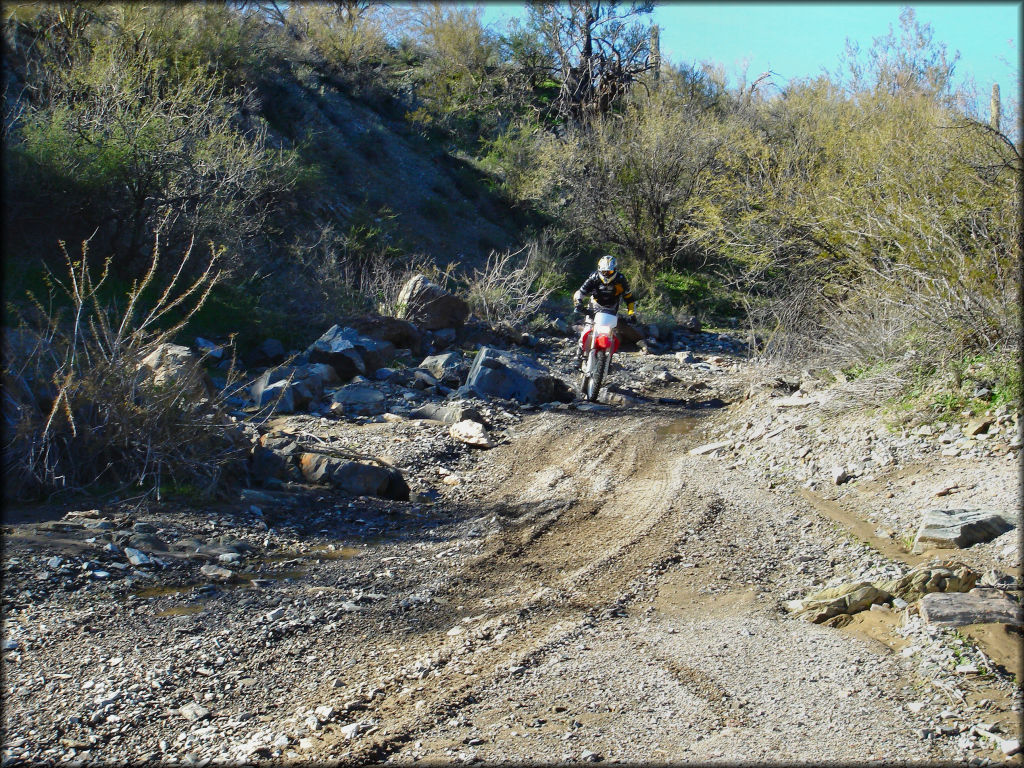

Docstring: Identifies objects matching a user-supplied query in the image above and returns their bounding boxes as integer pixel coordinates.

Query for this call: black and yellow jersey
[577,271,635,314]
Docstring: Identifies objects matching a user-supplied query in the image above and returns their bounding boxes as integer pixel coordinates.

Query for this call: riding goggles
[599,270,615,279]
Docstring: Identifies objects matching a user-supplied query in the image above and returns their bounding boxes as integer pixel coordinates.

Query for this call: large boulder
[409,401,483,425]
[138,343,213,399]
[253,380,295,414]
[419,352,466,384]
[344,315,423,357]
[919,588,1023,627]
[298,453,408,500]
[331,384,386,416]
[912,508,1017,553]
[792,581,893,624]
[615,321,644,349]
[250,445,289,483]
[395,275,469,331]
[876,561,978,602]
[306,325,397,381]
[465,347,574,404]
[251,363,338,411]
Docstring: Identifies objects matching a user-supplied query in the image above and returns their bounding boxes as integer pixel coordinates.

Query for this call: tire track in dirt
[313,408,710,763]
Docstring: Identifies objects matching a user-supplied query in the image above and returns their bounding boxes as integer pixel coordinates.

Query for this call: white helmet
[597,255,617,284]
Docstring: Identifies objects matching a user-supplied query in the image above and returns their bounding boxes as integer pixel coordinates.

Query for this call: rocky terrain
[2,288,1021,766]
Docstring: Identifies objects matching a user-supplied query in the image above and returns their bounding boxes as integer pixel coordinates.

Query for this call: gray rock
[194,337,224,360]
[46,556,63,569]
[266,607,286,622]
[341,316,423,358]
[138,343,213,399]
[333,461,393,496]
[912,509,1017,553]
[251,363,338,412]
[340,722,368,739]
[409,401,483,425]
[466,347,573,404]
[128,533,170,552]
[179,703,210,722]
[307,325,396,380]
[258,338,286,364]
[420,352,465,382]
[3,639,20,651]
[124,548,152,567]
[413,369,439,388]
[299,453,337,484]
[298,453,408,500]
[251,445,288,482]
[395,275,469,330]
[433,327,457,344]
[254,380,295,414]
[919,588,1023,626]
[679,315,702,333]
[200,564,234,580]
[331,384,385,416]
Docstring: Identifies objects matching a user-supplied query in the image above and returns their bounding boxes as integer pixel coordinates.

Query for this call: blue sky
[478,2,1020,113]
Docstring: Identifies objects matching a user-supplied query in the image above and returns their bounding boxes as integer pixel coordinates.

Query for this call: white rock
[1001,739,1021,756]
[340,722,365,740]
[179,703,210,722]
[689,440,732,456]
[449,420,493,449]
[314,706,334,723]
[266,608,286,622]
[124,548,151,567]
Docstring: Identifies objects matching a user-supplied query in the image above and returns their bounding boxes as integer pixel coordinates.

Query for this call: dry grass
[464,243,556,329]
[3,235,247,501]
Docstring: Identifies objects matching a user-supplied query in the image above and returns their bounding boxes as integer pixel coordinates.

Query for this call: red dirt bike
[577,309,627,402]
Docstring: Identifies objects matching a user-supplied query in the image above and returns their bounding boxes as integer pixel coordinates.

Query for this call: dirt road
[3,369,1019,765]
[305,405,993,763]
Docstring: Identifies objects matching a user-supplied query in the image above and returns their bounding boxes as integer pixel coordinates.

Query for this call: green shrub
[3,237,246,502]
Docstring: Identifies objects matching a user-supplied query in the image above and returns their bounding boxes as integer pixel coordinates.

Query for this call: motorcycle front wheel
[584,349,606,402]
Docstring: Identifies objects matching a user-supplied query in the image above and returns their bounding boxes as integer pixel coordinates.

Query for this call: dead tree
[528,0,655,123]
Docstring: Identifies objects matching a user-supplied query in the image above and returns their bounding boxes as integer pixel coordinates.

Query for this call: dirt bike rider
[573,255,637,359]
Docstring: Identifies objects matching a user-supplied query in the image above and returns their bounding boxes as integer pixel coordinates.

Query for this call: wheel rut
[314,409,711,763]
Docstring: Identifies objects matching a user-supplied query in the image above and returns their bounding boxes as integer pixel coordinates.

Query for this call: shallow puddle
[655,419,698,440]
[796,488,926,566]
[155,604,206,617]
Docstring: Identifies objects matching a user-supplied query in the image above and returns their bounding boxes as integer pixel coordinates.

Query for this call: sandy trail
[313,407,957,763]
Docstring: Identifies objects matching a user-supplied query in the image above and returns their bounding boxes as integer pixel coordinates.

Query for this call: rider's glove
[574,303,586,314]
